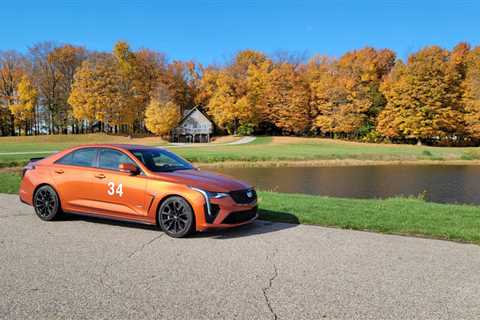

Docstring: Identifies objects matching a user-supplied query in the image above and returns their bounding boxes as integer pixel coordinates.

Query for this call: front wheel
[158,196,195,238]
[33,185,62,221]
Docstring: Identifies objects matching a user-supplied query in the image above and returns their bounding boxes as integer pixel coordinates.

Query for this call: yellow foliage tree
[206,50,268,134]
[144,100,180,136]
[70,55,131,129]
[9,76,37,135]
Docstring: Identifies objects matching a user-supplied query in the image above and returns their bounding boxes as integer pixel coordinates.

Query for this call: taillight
[22,163,36,178]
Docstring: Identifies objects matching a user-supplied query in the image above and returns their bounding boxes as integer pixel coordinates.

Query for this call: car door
[89,148,148,219]
[51,147,100,212]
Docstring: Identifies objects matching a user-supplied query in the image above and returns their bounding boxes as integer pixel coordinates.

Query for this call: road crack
[127,233,164,259]
[262,246,279,320]
[97,233,164,317]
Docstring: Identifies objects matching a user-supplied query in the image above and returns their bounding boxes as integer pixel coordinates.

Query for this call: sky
[1,0,479,65]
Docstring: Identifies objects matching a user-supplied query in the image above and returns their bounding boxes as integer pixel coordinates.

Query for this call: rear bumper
[19,179,33,206]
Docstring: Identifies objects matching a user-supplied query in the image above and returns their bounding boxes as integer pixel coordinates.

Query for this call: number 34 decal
[107,182,124,197]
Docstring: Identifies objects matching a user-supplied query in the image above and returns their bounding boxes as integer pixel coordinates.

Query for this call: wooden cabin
[171,107,213,143]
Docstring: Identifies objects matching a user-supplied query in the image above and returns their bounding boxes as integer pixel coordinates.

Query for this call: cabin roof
[177,107,212,126]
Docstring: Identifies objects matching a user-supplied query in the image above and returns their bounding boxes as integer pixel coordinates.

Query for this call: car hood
[150,169,251,192]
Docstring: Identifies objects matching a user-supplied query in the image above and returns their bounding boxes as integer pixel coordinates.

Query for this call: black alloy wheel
[158,196,195,238]
[33,185,62,221]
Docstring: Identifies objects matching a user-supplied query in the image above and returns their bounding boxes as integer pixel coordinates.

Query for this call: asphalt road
[1,194,480,320]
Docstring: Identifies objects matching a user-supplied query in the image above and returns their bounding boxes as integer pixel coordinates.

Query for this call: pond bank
[197,159,480,168]
[3,158,480,174]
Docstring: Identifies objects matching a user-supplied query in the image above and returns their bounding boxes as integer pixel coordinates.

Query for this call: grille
[229,189,257,204]
[222,206,258,224]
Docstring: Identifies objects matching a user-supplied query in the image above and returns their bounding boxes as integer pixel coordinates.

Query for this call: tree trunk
[10,113,15,136]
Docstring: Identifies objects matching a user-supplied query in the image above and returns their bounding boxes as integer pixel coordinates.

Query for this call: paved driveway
[1,193,479,319]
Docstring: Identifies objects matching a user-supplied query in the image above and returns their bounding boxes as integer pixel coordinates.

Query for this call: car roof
[70,144,164,151]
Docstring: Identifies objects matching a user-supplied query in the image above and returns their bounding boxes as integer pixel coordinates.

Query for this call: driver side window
[98,149,136,171]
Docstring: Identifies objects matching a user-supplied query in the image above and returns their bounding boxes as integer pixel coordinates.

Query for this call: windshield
[130,149,194,172]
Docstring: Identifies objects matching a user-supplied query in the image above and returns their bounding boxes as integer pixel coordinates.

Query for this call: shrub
[237,123,255,136]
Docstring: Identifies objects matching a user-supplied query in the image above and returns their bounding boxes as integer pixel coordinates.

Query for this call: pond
[211,165,480,205]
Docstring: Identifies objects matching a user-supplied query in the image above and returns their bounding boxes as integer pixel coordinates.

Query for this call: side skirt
[65,210,156,226]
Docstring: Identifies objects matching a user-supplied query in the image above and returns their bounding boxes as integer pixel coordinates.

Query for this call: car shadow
[57,208,300,239]
[191,209,300,239]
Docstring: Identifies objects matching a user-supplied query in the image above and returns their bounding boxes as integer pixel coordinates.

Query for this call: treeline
[1,41,480,145]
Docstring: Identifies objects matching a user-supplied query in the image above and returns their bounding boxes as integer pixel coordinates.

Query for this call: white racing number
[107,182,123,197]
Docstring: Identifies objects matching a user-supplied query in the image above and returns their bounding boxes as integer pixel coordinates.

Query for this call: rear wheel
[33,185,62,221]
[158,196,195,238]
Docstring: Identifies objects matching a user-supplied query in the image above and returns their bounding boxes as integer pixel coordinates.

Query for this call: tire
[158,196,195,238]
[33,185,62,221]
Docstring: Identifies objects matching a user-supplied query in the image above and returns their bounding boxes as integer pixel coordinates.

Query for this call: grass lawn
[0,134,165,167]
[258,191,480,244]
[174,136,479,163]
[2,171,479,244]
[1,134,480,168]
[0,172,22,194]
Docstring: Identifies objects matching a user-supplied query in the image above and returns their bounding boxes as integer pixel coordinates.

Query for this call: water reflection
[212,165,480,205]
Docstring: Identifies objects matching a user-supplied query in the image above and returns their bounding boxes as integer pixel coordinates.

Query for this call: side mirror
[118,163,139,175]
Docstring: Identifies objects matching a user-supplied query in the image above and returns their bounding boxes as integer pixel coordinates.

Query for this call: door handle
[54,169,64,174]
[94,173,106,179]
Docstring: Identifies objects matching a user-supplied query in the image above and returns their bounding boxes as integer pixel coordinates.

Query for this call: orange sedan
[19,144,257,237]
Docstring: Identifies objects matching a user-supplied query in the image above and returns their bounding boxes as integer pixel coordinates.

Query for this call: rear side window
[56,148,98,168]
[98,149,136,171]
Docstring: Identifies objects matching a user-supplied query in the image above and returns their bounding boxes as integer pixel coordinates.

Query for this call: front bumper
[197,195,258,230]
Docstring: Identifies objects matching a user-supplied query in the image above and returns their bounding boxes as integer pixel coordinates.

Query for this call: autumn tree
[29,42,62,134]
[9,76,37,135]
[69,42,167,133]
[158,60,202,114]
[263,63,311,134]
[308,48,395,137]
[144,99,180,136]
[463,46,480,139]
[377,46,465,143]
[69,53,130,131]
[135,49,167,105]
[47,44,87,133]
[0,51,25,135]
[206,50,268,133]
[196,66,219,107]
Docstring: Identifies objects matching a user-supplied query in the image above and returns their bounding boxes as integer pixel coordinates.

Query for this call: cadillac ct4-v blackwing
[20,144,258,237]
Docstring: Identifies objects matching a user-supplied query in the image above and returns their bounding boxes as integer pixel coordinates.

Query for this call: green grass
[1,134,480,167]
[258,191,480,244]
[172,137,477,163]
[0,172,22,194]
[2,171,479,244]
[0,133,165,167]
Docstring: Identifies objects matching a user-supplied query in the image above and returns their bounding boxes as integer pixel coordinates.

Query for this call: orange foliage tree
[377,46,465,143]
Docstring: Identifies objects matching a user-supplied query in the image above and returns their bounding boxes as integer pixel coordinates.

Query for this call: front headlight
[190,187,229,200]
[190,187,227,223]
[206,191,229,199]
